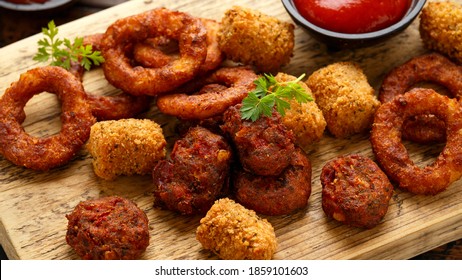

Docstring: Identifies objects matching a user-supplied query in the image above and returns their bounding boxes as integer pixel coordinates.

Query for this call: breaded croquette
[196,198,278,260]
[420,1,462,63]
[86,118,167,180]
[306,62,380,138]
[217,6,295,73]
[275,73,326,149]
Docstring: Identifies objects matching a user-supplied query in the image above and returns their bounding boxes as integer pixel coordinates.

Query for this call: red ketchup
[293,0,412,34]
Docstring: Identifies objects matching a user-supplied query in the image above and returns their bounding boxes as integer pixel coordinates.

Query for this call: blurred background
[0,0,461,260]
[0,0,127,47]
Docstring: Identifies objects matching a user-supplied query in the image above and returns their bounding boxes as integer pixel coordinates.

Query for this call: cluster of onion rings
[132,18,224,74]
[86,8,254,121]
[133,37,175,69]
[156,66,258,120]
[101,7,209,96]
[0,66,96,171]
[379,52,462,143]
[370,88,462,195]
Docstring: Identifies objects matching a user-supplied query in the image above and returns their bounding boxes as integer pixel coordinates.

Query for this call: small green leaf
[260,94,275,117]
[240,73,313,121]
[240,92,260,121]
[274,97,291,116]
[34,20,105,71]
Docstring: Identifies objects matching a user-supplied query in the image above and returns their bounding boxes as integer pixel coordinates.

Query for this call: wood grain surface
[0,0,461,260]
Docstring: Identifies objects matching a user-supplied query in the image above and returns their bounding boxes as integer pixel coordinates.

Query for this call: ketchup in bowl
[293,0,412,34]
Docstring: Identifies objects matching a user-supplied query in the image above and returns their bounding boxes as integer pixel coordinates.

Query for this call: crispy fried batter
[379,53,462,104]
[156,66,258,120]
[221,104,296,176]
[275,73,326,149]
[371,88,462,195]
[101,8,208,96]
[152,126,232,215]
[306,62,380,138]
[86,118,167,180]
[217,6,294,73]
[378,52,462,143]
[196,198,278,260]
[0,66,96,171]
[133,18,224,74]
[420,1,462,63]
[321,154,393,228]
[234,147,312,216]
[66,196,150,260]
[79,33,153,121]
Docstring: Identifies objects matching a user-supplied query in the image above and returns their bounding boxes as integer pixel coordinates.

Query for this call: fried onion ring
[133,18,224,74]
[379,53,462,103]
[379,53,462,143]
[156,66,258,120]
[133,37,174,69]
[85,94,151,121]
[101,8,208,96]
[0,66,96,170]
[370,88,462,195]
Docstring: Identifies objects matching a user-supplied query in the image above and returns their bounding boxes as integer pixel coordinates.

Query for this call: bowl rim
[281,0,427,40]
[0,0,78,12]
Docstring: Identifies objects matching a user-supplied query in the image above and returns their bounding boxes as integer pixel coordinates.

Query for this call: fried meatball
[196,198,278,260]
[217,6,295,73]
[275,72,326,149]
[234,147,312,216]
[152,126,232,215]
[86,119,167,180]
[66,196,150,260]
[221,104,296,176]
[420,1,462,63]
[320,154,393,229]
[306,62,380,138]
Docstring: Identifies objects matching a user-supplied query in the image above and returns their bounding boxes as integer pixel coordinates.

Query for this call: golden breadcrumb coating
[217,6,295,73]
[275,72,326,149]
[196,198,278,260]
[420,1,462,63]
[86,119,167,180]
[306,62,380,138]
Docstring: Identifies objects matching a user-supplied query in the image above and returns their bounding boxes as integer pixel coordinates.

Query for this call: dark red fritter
[65,196,150,260]
[152,126,233,215]
[221,104,296,176]
[234,147,312,216]
[320,154,393,229]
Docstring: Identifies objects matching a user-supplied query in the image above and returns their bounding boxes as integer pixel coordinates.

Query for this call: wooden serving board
[0,0,461,260]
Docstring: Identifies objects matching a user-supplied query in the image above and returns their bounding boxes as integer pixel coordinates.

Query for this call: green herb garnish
[33,20,105,71]
[240,73,313,121]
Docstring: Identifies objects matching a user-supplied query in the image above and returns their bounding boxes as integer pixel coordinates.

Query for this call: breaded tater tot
[420,1,462,63]
[275,73,326,149]
[217,6,294,73]
[306,62,380,138]
[86,118,167,180]
[196,198,278,260]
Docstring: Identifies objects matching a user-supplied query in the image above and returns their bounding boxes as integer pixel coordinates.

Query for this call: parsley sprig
[240,73,313,121]
[33,20,105,71]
